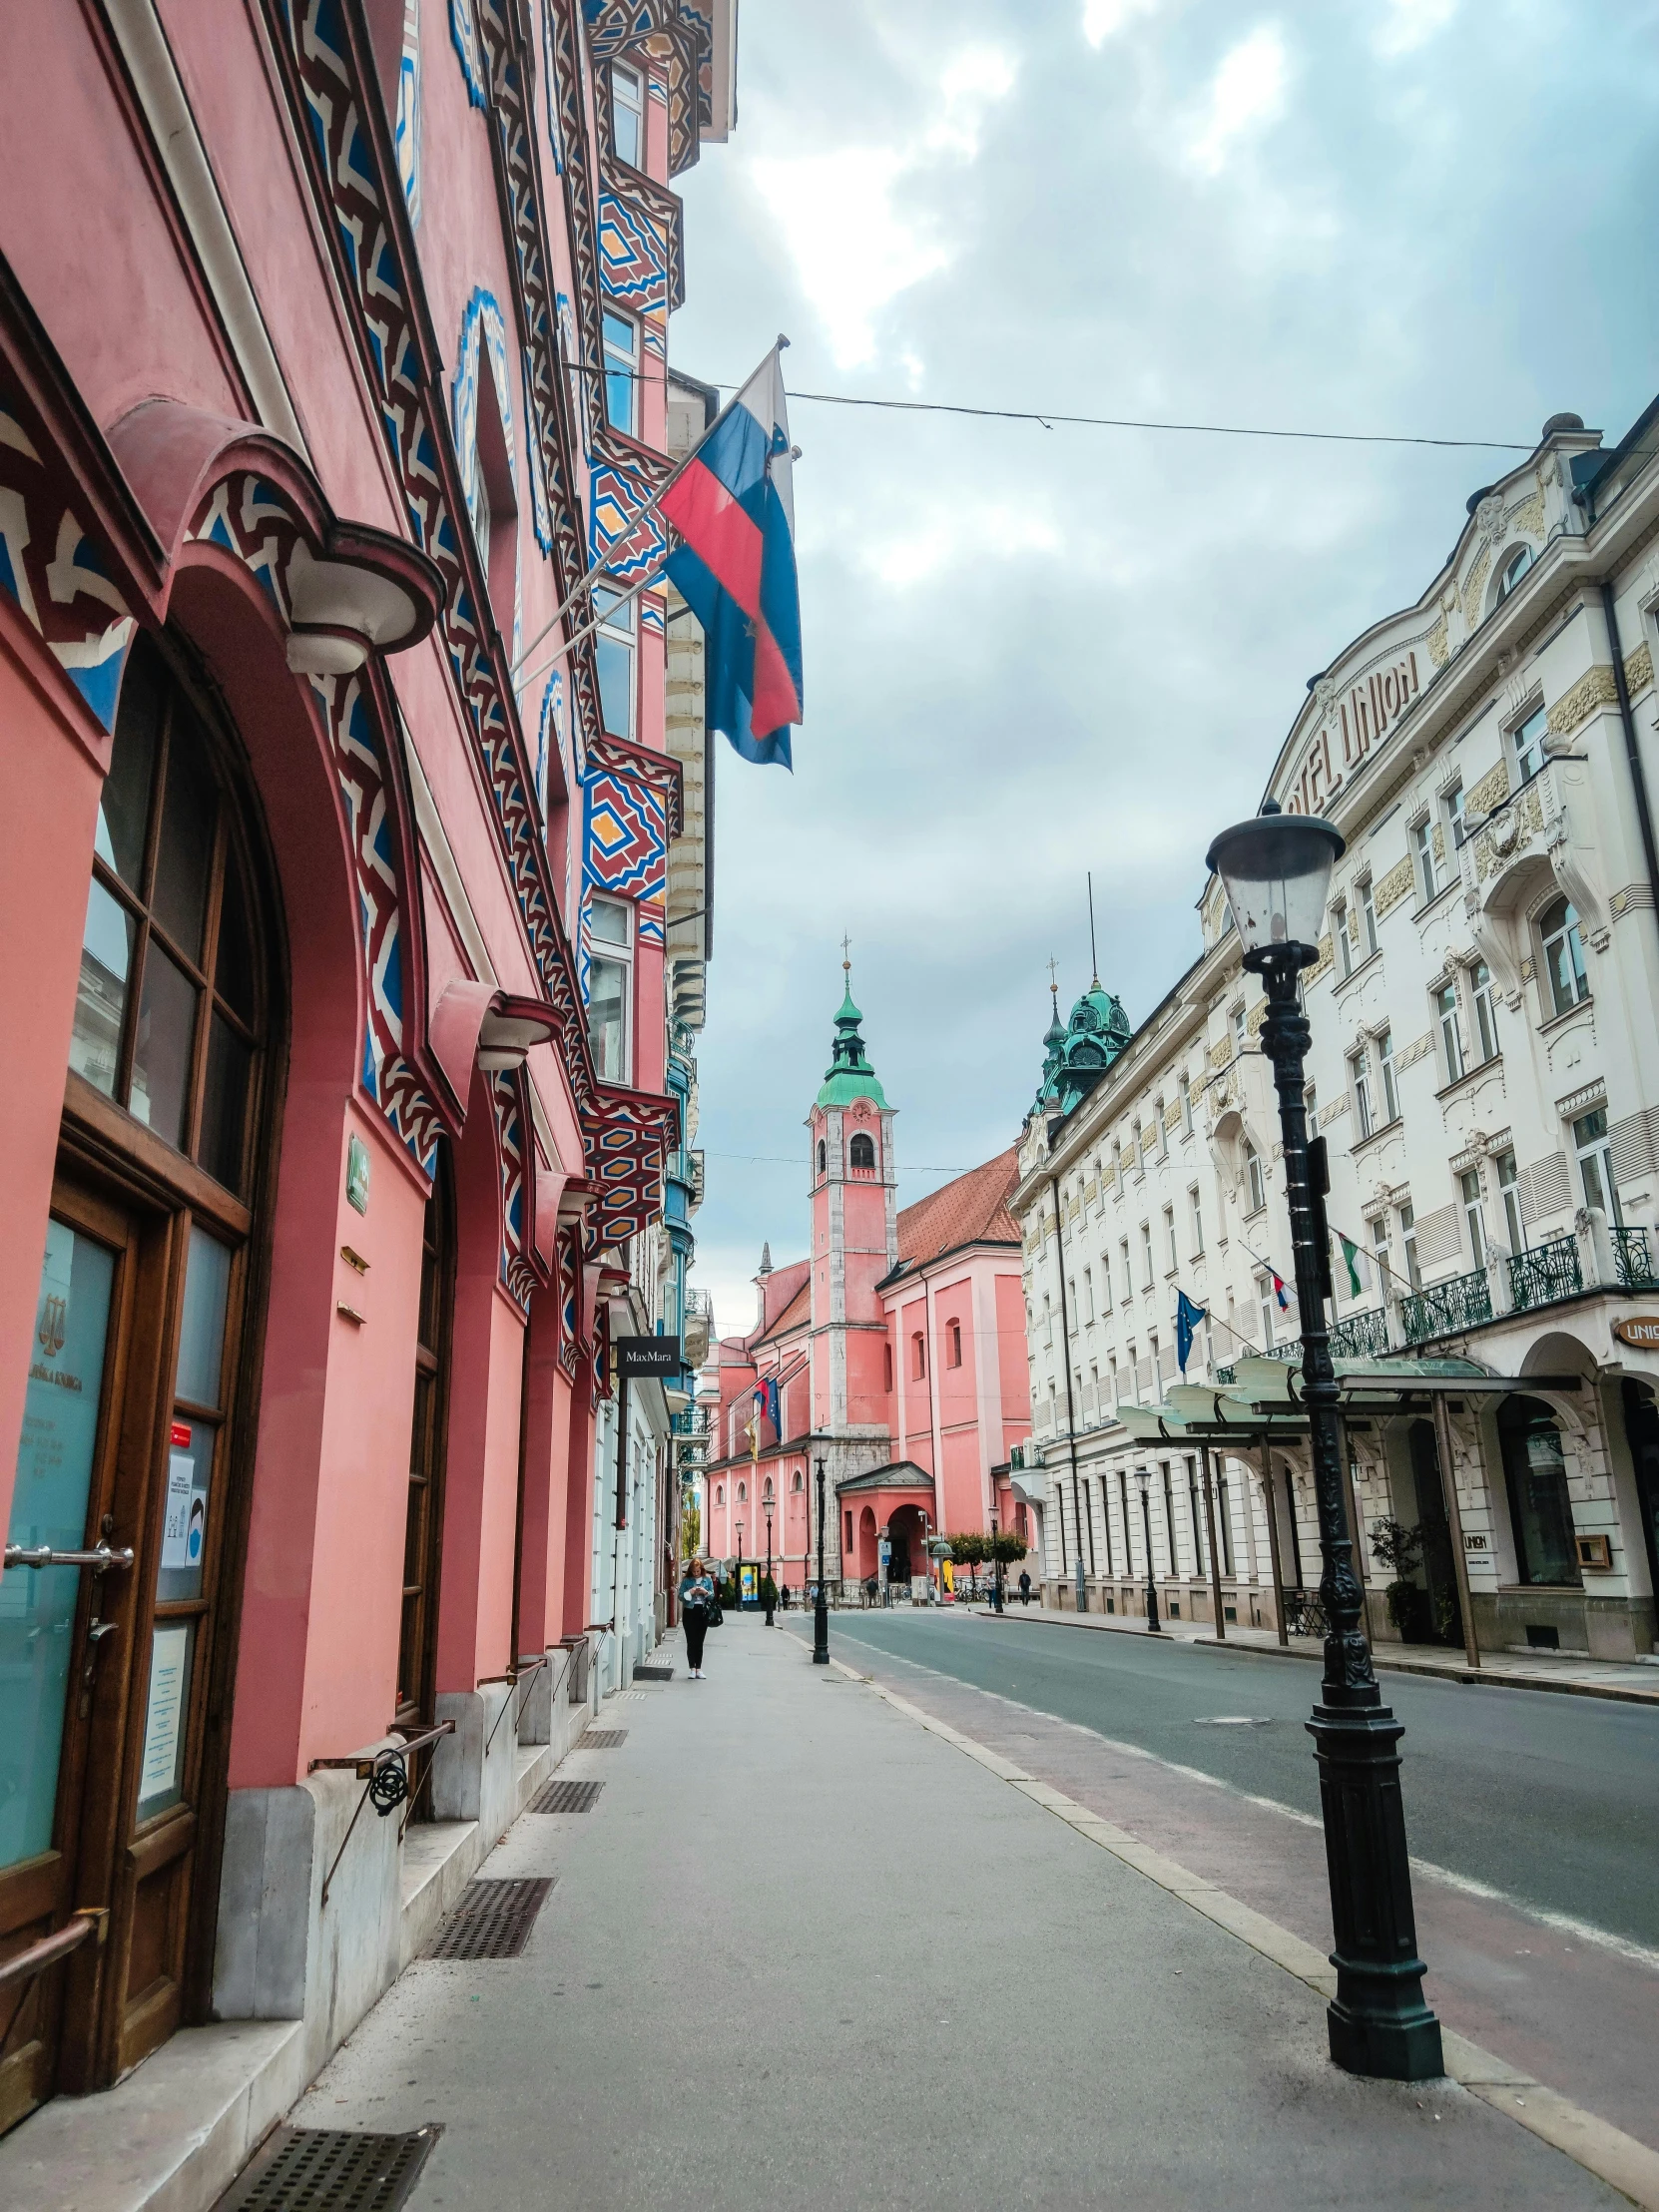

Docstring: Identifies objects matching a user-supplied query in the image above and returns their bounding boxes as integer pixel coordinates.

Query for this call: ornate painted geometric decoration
[591,1296,609,1401]
[556,1224,581,1377]
[490,1069,538,1310]
[186,474,444,1171]
[638,590,664,638]
[587,1082,678,1248]
[535,668,566,817]
[520,349,551,554]
[396,0,422,224]
[590,452,667,579]
[597,191,668,314]
[589,729,683,837]
[0,387,136,732]
[584,764,666,908]
[452,289,519,541]
[272,0,678,1247]
[448,0,486,106]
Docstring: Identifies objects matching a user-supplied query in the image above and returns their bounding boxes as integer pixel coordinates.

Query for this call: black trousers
[684,1610,709,1668]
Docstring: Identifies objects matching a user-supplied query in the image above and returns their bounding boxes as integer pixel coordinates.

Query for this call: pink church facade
[0,0,735,2164]
[701,983,1033,1590]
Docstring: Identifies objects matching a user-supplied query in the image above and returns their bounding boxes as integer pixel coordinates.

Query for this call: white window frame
[1399,1203,1420,1291]
[1140,1221,1155,1289]
[1358,876,1379,958]
[1496,1149,1523,1255]
[1350,1047,1374,1140]
[1164,1204,1178,1274]
[587,893,633,1083]
[1572,1107,1623,1226]
[1435,982,1464,1084]
[1256,1275,1276,1352]
[1378,1027,1396,1126]
[1512,702,1547,786]
[1460,1168,1487,1269]
[1539,897,1589,1017]
[601,308,640,436]
[1333,898,1353,978]
[1471,960,1499,1064]
[1412,817,1437,903]
[1245,1141,1265,1215]
[1189,1183,1204,1256]
[595,586,637,739]
[610,59,645,167]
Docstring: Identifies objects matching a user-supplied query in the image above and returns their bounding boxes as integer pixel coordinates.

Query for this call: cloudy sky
[666,0,1659,1345]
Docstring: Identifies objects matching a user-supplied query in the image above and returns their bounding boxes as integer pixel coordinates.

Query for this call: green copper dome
[1037,974,1131,1120]
[817,976,888,1107]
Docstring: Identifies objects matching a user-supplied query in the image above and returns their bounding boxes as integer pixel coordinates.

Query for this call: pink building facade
[0,0,735,2162]
[701,983,1032,1590]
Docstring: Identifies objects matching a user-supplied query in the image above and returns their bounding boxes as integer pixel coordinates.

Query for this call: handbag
[706,1597,724,1627]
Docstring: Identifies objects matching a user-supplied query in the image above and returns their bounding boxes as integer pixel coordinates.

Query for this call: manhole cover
[634,1664,673,1681]
[1192,1716,1273,1726]
[428,1877,553,1959]
[215,2125,439,2211]
[530,1777,604,1813]
[581,1729,628,1748]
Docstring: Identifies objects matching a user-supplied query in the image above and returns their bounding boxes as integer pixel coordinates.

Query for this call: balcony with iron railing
[1614,1225,1659,1291]
[1507,1235,1581,1314]
[1400,1266,1492,1346]
[1330,1306,1390,1360]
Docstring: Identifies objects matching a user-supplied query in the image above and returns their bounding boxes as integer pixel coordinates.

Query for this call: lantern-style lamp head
[1134,1466,1150,1495]
[1205,799,1346,969]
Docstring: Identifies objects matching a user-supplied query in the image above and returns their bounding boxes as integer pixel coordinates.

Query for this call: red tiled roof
[756,1278,810,1347]
[894,1147,1021,1270]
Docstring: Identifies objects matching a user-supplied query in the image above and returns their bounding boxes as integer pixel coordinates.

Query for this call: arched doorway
[396,1143,454,1808]
[886,1503,924,1586]
[1620,1381,1659,1608]
[1,632,279,2122]
[856,1505,877,1580]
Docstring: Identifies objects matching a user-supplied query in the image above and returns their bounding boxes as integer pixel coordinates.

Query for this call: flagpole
[507,334,791,685]
[511,555,671,698]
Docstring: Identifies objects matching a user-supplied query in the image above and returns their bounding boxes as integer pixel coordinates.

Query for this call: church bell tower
[808,955,896,1435]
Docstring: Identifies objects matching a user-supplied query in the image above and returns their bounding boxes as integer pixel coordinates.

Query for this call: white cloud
[745,45,1015,369]
[1184,23,1290,178]
[1082,0,1159,45]
[860,500,1059,589]
[1374,0,1458,58]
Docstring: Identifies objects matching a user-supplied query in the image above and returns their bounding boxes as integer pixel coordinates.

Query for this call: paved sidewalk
[964,1598,1659,1705]
[293,1619,1630,2209]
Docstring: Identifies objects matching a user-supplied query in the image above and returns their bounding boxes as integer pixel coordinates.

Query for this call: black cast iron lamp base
[813,1458,830,1664]
[1206,801,1442,2084]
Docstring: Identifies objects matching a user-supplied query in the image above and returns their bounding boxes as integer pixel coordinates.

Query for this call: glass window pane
[214,835,257,1023]
[136,1616,196,1826]
[588,954,627,1081]
[198,1013,251,1193]
[157,1415,217,1604]
[101,647,163,889]
[589,894,630,946]
[175,1226,232,1408]
[1500,1403,1580,1587]
[131,944,200,1150]
[1,1221,116,1868]
[71,875,135,1097]
[153,715,217,963]
[596,632,634,737]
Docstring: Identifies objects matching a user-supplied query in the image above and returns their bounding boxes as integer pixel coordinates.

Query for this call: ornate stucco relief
[1374,855,1415,917]
[1547,665,1619,738]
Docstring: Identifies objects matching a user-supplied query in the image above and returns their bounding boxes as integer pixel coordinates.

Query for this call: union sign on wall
[1612,1317,1659,1350]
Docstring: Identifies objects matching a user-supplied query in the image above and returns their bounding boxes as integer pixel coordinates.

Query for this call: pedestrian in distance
[679,1555,715,1678]
[1018,1568,1032,1606]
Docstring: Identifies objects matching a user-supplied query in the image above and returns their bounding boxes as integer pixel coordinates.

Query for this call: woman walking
[679,1555,715,1679]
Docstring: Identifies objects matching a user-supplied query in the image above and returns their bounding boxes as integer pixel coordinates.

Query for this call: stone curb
[830,1654,1659,2210]
[971,1603,1659,1708]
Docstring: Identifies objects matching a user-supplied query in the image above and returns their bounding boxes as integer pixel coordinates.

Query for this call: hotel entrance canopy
[1112,1354,1581,1447]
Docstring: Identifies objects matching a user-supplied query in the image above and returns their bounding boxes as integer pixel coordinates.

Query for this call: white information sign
[162,1450,195,1567]
[139,1624,190,1802]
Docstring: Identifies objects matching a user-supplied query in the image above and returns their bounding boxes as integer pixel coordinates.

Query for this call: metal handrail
[1613,1225,1658,1291]
[483,1654,551,1754]
[1401,1266,1492,1344]
[3,1541,135,1573]
[0,1909,107,1994]
[1508,1235,1582,1314]
[308,1717,455,1780]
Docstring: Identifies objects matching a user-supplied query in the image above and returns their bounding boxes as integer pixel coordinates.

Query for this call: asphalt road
[816,1609,1659,1951]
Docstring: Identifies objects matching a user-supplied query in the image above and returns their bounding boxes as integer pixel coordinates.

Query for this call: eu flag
[1176,1292,1207,1378]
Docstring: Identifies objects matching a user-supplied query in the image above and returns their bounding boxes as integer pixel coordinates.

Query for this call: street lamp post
[1133,1468,1161,1632]
[813,1458,830,1664]
[1207,800,1441,2082]
[736,1524,744,1607]
[990,1510,1004,1614]
[765,1510,775,1626]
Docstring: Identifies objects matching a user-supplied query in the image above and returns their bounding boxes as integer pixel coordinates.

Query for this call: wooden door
[395,1148,453,1813]
[1,631,273,2126]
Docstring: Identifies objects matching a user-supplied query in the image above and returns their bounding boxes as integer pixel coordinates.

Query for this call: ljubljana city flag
[662,346,803,770]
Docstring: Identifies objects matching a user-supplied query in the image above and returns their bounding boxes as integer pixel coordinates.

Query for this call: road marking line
[832,1654,1659,2211]
[828,1623,1659,1973]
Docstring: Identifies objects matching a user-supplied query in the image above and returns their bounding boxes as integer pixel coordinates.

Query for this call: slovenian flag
[662,347,803,770]
[752,1376,780,1434]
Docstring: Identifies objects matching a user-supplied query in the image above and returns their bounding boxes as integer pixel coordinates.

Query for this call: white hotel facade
[1013,403,1659,1662]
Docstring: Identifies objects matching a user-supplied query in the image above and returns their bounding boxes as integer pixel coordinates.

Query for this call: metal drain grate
[634,1664,673,1681]
[529,1776,603,1814]
[428,1877,553,1959]
[216,2125,439,2211]
[581,1729,627,1749]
